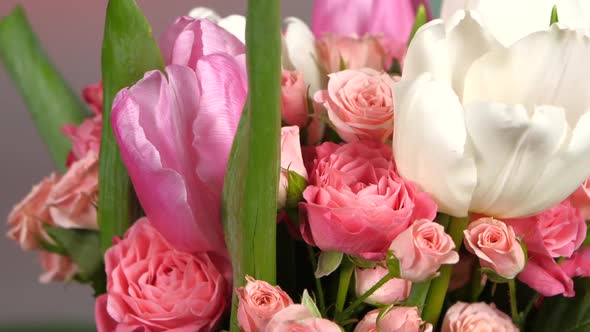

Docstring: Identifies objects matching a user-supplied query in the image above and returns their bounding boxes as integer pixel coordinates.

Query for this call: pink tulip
[312,0,431,62]
[111,56,246,261]
[518,254,574,297]
[281,70,309,127]
[316,34,388,73]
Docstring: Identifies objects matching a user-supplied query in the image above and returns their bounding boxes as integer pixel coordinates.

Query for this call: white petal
[463,25,590,126]
[218,15,247,44]
[441,0,469,19]
[403,10,499,99]
[393,74,477,217]
[284,17,323,94]
[188,7,221,22]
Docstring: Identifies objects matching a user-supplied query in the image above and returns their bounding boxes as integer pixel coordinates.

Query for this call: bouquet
[3,0,590,331]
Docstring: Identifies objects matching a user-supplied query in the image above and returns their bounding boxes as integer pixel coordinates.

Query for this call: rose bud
[316,34,387,74]
[266,304,341,332]
[314,69,395,143]
[442,302,519,332]
[389,219,459,282]
[355,266,411,305]
[236,276,293,332]
[464,218,525,279]
[355,307,432,332]
[278,126,308,209]
[281,70,309,127]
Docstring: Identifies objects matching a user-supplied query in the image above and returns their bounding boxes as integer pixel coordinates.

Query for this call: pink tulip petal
[518,255,574,297]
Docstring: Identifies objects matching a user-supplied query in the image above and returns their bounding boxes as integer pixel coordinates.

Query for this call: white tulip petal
[463,25,590,126]
[393,74,477,217]
[188,7,222,22]
[284,17,323,94]
[218,15,246,43]
[403,10,499,98]
[441,0,469,20]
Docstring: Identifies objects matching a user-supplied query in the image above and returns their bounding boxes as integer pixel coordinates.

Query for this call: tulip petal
[393,74,476,217]
[403,10,499,98]
[283,17,323,94]
[218,15,246,43]
[188,7,222,21]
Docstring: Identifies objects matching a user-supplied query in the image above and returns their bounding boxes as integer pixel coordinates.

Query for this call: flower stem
[508,279,521,325]
[334,258,354,321]
[422,216,469,328]
[341,271,394,320]
[307,246,326,316]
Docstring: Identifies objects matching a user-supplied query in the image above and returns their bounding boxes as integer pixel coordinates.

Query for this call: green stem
[334,259,354,321]
[522,293,540,322]
[422,216,469,327]
[470,264,485,302]
[508,279,520,325]
[341,272,394,320]
[307,246,326,316]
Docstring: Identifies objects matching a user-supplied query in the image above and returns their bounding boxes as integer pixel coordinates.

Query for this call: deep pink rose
[355,266,411,305]
[279,126,308,209]
[300,141,437,258]
[236,276,294,332]
[82,81,103,115]
[39,251,78,284]
[47,153,98,230]
[464,218,525,279]
[316,34,387,74]
[7,174,58,250]
[314,69,395,142]
[266,305,341,332]
[504,200,586,259]
[97,218,228,332]
[389,219,459,282]
[518,254,574,297]
[281,70,309,127]
[562,246,590,278]
[569,178,590,219]
[442,302,519,332]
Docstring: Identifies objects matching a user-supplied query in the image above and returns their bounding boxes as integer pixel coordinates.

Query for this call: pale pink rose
[518,254,574,297]
[562,246,590,278]
[354,309,379,332]
[316,34,387,74]
[442,302,519,332]
[97,218,228,332]
[390,219,459,282]
[47,153,98,230]
[314,69,395,142]
[7,174,58,250]
[464,218,525,279]
[301,141,437,259]
[449,254,475,292]
[569,178,590,219]
[355,266,411,305]
[281,70,309,127]
[39,251,78,284]
[504,200,586,259]
[236,276,294,332]
[379,306,433,332]
[266,305,341,332]
[279,126,308,209]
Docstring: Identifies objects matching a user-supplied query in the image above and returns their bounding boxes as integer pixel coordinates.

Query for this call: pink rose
[449,254,475,292]
[314,69,395,142]
[82,81,103,115]
[464,218,525,279]
[355,266,411,305]
[62,113,101,164]
[569,178,590,219]
[266,305,341,332]
[442,302,519,332]
[300,141,437,259]
[47,153,98,230]
[97,218,228,332]
[7,174,58,250]
[504,200,586,259]
[39,251,78,284]
[279,126,308,209]
[389,219,459,282]
[563,246,590,277]
[354,309,379,332]
[355,307,432,332]
[518,255,574,297]
[316,34,387,74]
[236,276,294,332]
[281,70,309,127]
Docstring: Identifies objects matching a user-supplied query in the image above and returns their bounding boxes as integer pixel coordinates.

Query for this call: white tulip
[189,7,246,43]
[441,0,590,46]
[394,10,590,218]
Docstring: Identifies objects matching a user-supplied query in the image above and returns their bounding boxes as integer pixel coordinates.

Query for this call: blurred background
[0,0,442,330]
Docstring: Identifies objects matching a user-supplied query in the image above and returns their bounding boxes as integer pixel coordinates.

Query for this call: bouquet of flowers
[4,0,590,331]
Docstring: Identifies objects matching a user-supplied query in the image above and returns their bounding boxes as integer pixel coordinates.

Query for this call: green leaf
[550,5,559,25]
[222,0,282,330]
[408,4,428,45]
[347,255,378,270]
[98,0,164,252]
[301,289,322,318]
[315,251,343,278]
[285,170,308,209]
[0,6,88,172]
[533,278,590,332]
[44,226,105,295]
[404,280,432,314]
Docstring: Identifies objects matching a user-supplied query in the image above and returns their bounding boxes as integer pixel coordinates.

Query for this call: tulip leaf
[315,251,344,278]
[550,5,559,25]
[533,278,590,332]
[0,6,88,172]
[222,0,282,330]
[408,4,428,45]
[98,0,164,252]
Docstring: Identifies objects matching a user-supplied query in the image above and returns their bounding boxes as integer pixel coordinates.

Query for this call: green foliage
[550,5,559,25]
[315,251,344,278]
[408,4,428,45]
[533,278,590,332]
